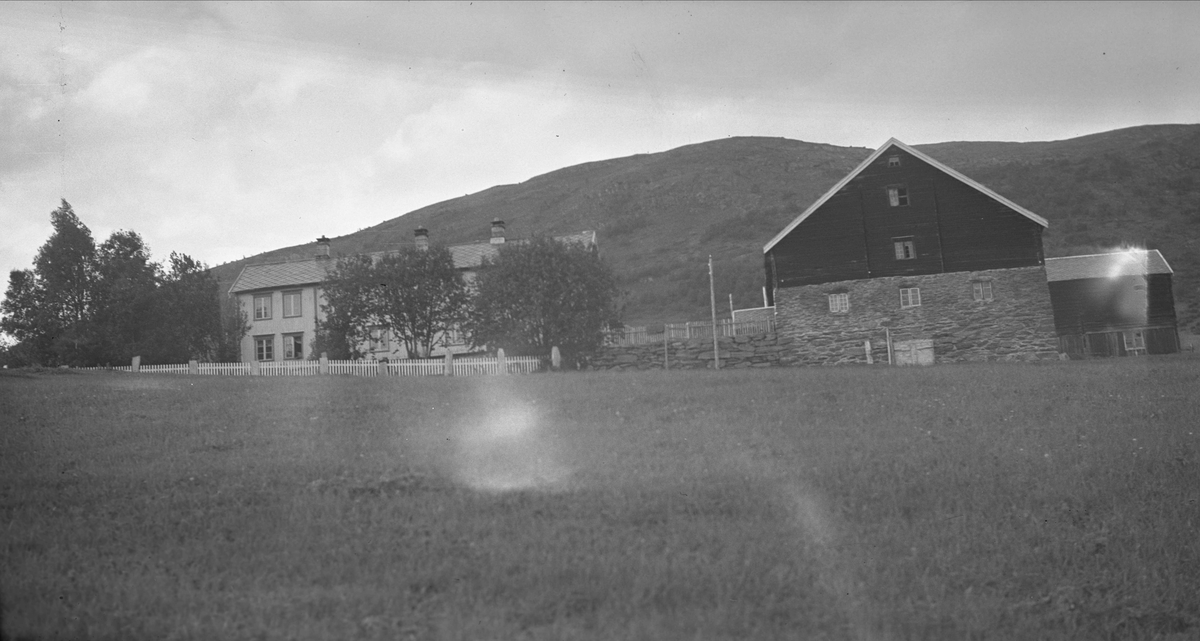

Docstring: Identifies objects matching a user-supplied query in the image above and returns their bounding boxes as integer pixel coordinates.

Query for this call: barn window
[887,155,901,168]
[253,294,272,320]
[1123,330,1145,352]
[900,287,921,308]
[893,238,916,260]
[828,293,849,313]
[973,281,993,301]
[887,185,910,207]
[254,335,274,361]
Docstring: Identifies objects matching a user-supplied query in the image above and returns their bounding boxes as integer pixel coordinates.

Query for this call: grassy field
[2,359,1198,640]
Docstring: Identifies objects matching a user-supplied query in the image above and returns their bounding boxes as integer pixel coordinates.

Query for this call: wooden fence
[606,317,776,347]
[77,354,544,377]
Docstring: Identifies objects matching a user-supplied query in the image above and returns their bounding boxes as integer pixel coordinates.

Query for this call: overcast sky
[2,1,1198,286]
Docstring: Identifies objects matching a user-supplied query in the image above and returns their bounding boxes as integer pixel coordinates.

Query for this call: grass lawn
[1,359,1198,640]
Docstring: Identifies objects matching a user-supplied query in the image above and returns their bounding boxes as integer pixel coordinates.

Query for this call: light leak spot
[452,405,569,492]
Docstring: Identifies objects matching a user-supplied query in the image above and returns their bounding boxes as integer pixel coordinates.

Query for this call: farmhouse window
[888,155,901,168]
[973,281,993,301]
[900,287,921,309]
[282,290,303,318]
[283,333,304,360]
[1123,330,1145,352]
[255,335,274,361]
[893,238,916,260]
[828,293,849,313]
[887,185,910,207]
[253,294,272,320]
[369,326,389,352]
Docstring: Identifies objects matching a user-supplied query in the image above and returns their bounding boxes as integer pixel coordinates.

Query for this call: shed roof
[1045,249,1173,282]
[763,138,1049,253]
[228,260,330,294]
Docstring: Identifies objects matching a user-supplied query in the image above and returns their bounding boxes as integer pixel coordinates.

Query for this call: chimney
[414,227,429,251]
[490,218,506,245]
[316,236,331,259]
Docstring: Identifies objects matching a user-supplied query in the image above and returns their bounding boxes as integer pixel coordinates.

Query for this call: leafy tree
[146,252,229,363]
[371,246,471,357]
[91,230,160,363]
[318,246,470,359]
[467,236,621,365]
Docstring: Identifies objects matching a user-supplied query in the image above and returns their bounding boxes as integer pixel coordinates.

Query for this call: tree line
[1,201,248,367]
[315,235,622,368]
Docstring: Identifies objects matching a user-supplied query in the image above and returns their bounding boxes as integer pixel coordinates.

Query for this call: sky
[2,1,1199,288]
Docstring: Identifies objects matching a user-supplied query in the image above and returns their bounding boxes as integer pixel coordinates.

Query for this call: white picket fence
[76,355,544,377]
[607,317,776,346]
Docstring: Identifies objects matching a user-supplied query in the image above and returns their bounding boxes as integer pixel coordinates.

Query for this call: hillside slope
[213,125,1200,332]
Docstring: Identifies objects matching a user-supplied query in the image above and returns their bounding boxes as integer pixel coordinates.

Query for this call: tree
[91,230,160,363]
[146,252,229,363]
[0,200,98,365]
[371,246,471,357]
[318,245,470,359]
[467,236,621,365]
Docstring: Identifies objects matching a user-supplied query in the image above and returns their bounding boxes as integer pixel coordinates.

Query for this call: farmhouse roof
[448,230,598,270]
[1045,249,1173,282]
[228,260,330,294]
[229,230,598,293]
[763,138,1050,253]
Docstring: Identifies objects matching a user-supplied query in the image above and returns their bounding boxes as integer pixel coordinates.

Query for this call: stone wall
[774,265,1060,365]
[589,333,790,370]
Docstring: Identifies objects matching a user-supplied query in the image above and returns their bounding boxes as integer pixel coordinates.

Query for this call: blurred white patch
[453,405,569,492]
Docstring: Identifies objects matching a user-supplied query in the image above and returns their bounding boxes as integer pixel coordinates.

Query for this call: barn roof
[1045,249,1173,282]
[763,138,1049,253]
[228,260,330,294]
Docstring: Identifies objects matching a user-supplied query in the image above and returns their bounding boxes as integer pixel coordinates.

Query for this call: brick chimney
[316,236,331,259]
[414,227,429,251]
[490,218,506,245]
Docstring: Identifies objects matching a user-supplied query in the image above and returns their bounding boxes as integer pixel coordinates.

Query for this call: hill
[212,125,1200,332]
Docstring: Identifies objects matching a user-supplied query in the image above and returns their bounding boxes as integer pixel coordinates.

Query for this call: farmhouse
[763,138,1060,365]
[228,221,596,363]
[1046,249,1179,357]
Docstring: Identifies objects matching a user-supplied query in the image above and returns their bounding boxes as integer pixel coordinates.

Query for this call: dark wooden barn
[762,138,1060,365]
[1045,250,1179,357]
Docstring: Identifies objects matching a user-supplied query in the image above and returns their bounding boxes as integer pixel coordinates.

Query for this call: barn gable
[764,139,1048,291]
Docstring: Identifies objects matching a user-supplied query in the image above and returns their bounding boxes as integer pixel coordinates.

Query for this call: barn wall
[773,265,1060,365]
[1048,273,1178,334]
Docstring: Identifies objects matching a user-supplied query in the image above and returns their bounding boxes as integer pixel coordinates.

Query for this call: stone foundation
[774,266,1060,365]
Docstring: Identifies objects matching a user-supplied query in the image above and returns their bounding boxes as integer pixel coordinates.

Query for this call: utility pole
[709,255,720,370]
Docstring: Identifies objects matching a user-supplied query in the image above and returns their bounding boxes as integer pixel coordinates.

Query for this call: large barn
[763,138,1061,365]
[1046,250,1179,357]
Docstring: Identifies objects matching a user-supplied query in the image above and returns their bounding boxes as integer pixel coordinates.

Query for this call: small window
[283,333,304,360]
[828,293,849,313]
[369,326,390,352]
[253,294,272,320]
[893,238,916,260]
[887,185,910,207]
[254,335,274,361]
[1124,330,1145,352]
[973,281,993,301]
[887,155,901,168]
[282,291,302,318]
[900,287,921,309]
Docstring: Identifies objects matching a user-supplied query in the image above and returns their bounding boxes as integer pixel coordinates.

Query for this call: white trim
[1045,249,1173,274]
[763,138,1049,254]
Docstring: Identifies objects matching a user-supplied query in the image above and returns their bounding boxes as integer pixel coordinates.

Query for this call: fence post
[496,348,507,375]
[551,346,561,371]
[444,351,453,376]
[864,340,873,365]
[376,360,385,377]
[319,353,329,375]
[251,360,260,376]
[131,355,141,373]
[188,359,198,375]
